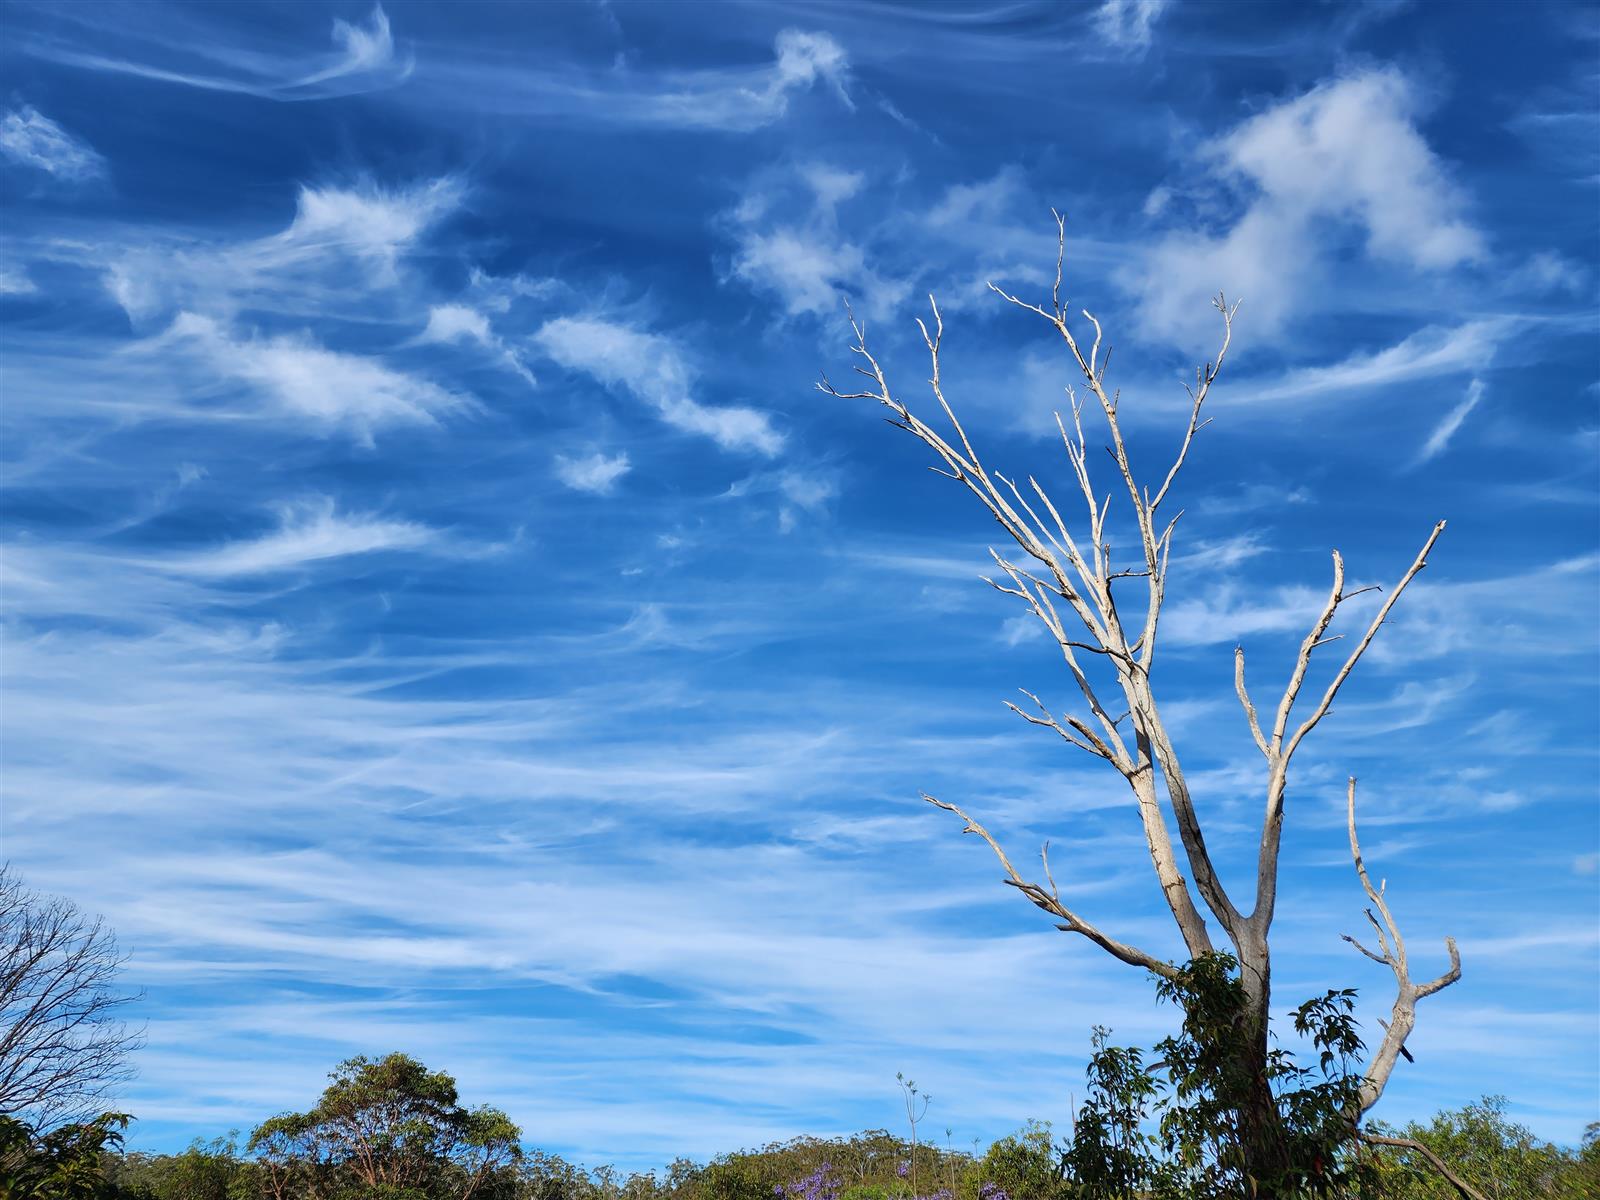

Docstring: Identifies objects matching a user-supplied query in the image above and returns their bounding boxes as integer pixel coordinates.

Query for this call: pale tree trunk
[820,215,1462,1190]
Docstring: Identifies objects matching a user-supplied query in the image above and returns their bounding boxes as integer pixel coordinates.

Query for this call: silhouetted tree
[0,867,141,1128]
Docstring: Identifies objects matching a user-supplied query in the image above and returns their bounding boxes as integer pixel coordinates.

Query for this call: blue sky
[1,0,1596,1169]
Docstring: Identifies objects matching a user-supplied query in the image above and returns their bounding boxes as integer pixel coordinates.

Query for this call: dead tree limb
[818,217,1463,1128]
[1343,778,1462,1113]
[1361,1132,1490,1200]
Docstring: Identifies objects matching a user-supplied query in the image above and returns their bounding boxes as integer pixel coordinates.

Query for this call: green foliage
[0,1112,129,1200]
[977,1121,1069,1200]
[1053,954,1376,1199]
[1369,1097,1599,1199]
[1061,1036,1165,1199]
[518,1149,606,1200]
[692,1156,771,1200]
[16,1042,1593,1200]
[667,1130,971,1200]
[243,1051,521,1200]
[106,1136,257,1200]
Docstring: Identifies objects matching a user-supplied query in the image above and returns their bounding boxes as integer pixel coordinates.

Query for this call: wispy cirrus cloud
[0,266,38,295]
[1413,378,1485,467]
[724,467,839,533]
[416,28,850,133]
[554,451,632,495]
[724,164,910,320]
[3,0,1594,1160]
[418,304,492,346]
[721,161,1111,329]
[415,303,537,387]
[0,105,105,180]
[280,179,461,275]
[153,496,438,578]
[106,177,463,324]
[29,4,410,101]
[1238,320,1507,405]
[534,317,782,456]
[1091,0,1169,51]
[158,311,469,443]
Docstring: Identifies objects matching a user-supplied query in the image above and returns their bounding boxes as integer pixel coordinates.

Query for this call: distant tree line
[4,869,1596,1200]
[1,1043,1592,1200]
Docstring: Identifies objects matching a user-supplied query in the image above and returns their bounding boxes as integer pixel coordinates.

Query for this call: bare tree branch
[820,222,1459,1177]
[922,795,1179,979]
[819,290,1226,957]
[1233,647,1270,759]
[1249,522,1447,932]
[1342,779,1462,1113]
[0,865,142,1127]
[1361,1133,1490,1200]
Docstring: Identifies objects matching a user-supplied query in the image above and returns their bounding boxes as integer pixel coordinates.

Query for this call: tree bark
[1235,940,1293,1197]
[820,223,1466,1189]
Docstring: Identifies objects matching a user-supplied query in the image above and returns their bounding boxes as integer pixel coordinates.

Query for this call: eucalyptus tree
[820,218,1461,1195]
[247,1052,521,1200]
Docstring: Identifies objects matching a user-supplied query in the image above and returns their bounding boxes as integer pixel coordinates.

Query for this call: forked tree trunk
[819,216,1464,1186]
[1235,942,1292,1197]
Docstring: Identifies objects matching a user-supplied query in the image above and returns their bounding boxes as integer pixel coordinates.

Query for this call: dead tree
[819,216,1460,1192]
[0,866,142,1127]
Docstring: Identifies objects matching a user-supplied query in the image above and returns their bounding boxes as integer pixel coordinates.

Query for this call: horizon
[1,0,1596,1173]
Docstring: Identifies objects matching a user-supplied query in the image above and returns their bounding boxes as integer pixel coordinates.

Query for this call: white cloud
[1172,532,1270,571]
[799,164,864,212]
[1505,250,1587,295]
[1195,482,1312,517]
[1360,552,1600,671]
[165,312,468,442]
[0,105,104,180]
[1132,68,1486,346]
[1000,613,1038,647]
[1092,0,1169,50]
[777,470,838,532]
[723,163,1070,326]
[468,267,563,313]
[157,496,437,577]
[35,4,409,101]
[924,167,1025,231]
[555,451,632,495]
[777,470,837,513]
[1222,71,1483,268]
[1162,582,1336,648]
[1240,320,1506,405]
[0,266,37,295]
[418,303,494,345]
[305,5,402,87]
[726,167,910,320]
[918,166,1075,310]
[284,178,460,274]
[632,28,852,131]
[731,226,873,318]
[722,467,838,531]
[418,28,850,133]
[105,177,463,324]
[763,30,854,116]
[1415,378,1485,465]
[534,317,782,456]
[1479,790,1526,814]
[416,302,537,386]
